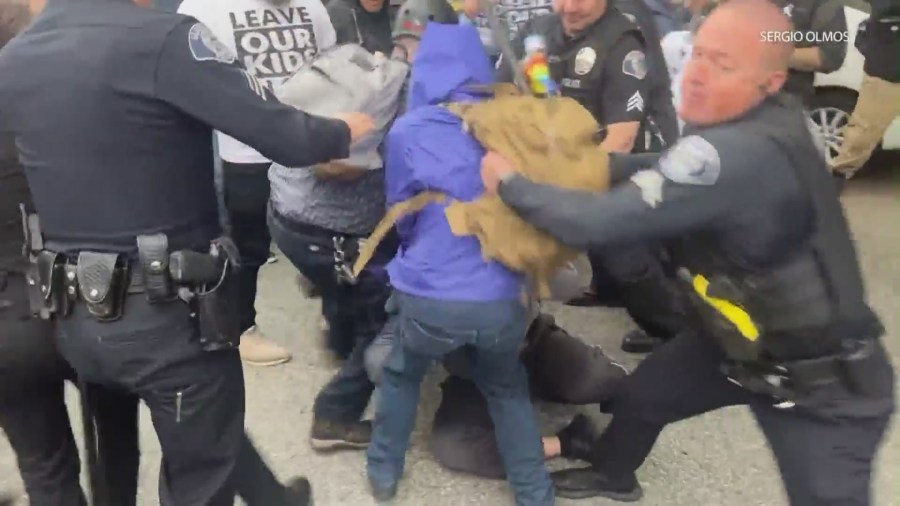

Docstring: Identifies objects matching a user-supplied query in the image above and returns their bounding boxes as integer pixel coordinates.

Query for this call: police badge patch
[574,47,597,76]
[658,135,721,185]
[622,50,646,80]
[188,23,236,64]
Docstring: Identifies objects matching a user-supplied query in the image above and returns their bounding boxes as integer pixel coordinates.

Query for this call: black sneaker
[552,466,643,502]
[284,477,313,505]
[557,414,601,462]
[309,418,371,451]
[369,479,398,503]
[620,329,665,354]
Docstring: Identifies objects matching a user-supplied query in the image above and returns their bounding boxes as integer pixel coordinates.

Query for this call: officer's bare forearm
[789,47,823,72]
[600,122,640,153]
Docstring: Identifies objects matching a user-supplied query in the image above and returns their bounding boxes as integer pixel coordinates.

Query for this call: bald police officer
[483,0,895,502]
[0,0,373,504]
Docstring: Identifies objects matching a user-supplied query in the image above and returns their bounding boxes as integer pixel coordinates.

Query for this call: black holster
[137,233,176,303]
[27,250,71,319]
[838,339,893,399]
[76,251,130,323]
[193,237,242,352]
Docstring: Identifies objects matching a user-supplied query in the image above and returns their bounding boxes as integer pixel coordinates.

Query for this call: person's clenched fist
[333,112,375,144]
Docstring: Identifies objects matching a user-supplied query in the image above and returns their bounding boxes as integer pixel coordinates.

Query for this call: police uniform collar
[683,94,790,135]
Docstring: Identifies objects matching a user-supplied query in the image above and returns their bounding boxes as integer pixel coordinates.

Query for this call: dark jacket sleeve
[326,1,362,45]
[494,19,529,83]
[153,19,351,168]
[810,0,848,73]
[597,33,651,125]
[609,152,661,184]
[496,132,768,250]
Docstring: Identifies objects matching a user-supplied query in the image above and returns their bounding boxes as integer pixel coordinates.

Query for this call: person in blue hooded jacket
[365,22,555,506]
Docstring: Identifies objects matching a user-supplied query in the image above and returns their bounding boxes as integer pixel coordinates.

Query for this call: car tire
[808,88,860,165]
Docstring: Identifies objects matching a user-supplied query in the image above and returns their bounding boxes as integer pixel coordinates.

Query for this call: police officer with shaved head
[0,0,374,503]
[483,0,894,502]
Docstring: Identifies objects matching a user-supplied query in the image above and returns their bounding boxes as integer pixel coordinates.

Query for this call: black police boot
[551,466,643,502]
[615,271,686,353]
[556,414,601,462]
[284,477,313,505]
[309,418,372,451]
[620,329,666,354]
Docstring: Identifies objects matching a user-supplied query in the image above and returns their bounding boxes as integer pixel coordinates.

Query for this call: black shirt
[860,0,900,82]
[326,0,393,55]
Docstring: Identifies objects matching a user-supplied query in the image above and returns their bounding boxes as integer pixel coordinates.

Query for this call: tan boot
[239,326,292,367]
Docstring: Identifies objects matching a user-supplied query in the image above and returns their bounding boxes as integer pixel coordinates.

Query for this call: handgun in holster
[169,237,243,351]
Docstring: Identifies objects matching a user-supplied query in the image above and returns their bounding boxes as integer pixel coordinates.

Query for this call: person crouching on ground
[364,22,555,506]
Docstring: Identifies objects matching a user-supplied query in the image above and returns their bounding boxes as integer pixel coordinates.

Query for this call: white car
[811,1,900,163]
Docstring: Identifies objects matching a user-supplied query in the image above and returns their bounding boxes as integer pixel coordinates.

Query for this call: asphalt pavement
[1,158,898,506]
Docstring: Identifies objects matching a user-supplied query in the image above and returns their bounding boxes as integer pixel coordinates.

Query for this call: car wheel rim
[809,107,850,164]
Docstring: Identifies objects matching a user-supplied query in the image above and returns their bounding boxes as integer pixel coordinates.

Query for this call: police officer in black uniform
[483,0,895,502]
[774,0,848,107]
[497,0,688,354]
[0,0,373,503]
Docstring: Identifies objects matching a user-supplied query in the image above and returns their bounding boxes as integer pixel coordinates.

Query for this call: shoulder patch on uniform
[188,23,236,64]
[574,47,597,76]
[630,169,665,208]
[658,135,721,185]
[622,49,646,80]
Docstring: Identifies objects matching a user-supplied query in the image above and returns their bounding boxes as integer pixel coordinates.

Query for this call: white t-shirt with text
[178,0,337,164]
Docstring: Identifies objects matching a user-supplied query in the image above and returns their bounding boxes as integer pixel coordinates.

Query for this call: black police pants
[82,388,298,506]
[223,161,272,333]
[1,270,83,506]
[0,272,138,506]
[589,243,684,339]
[53,293,245,506]
[428,315,627,479]
[590,332,896,505]
[268,208,393,422]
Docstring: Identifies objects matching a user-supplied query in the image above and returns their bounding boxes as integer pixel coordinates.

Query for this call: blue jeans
[367,292,554,506]
[268,206,395,422]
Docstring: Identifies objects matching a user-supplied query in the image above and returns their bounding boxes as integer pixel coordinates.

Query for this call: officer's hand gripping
[333,112,376,144]
[481,151,517,193]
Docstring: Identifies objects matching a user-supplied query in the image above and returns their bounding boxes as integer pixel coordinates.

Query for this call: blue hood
[382,22,523,302]
[406,23,494,111]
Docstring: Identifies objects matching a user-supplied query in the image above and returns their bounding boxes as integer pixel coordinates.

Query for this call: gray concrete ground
[2,161,899,506]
